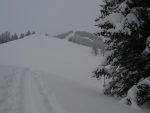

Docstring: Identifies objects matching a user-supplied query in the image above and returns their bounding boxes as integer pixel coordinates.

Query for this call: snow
[115,8,141,35]
[0,65,145,113]
[125,11,140,26]
[140,77,150,85]
[120,85,140,110]
[97,13,124,27]
[54,30,99,46]
[143,36,150,55]
[106,0,114,3]
[119,1,130,13]
[120,77,150,110]
[0,34,147,113]
[0,34,101,89]
[98,5,141,35]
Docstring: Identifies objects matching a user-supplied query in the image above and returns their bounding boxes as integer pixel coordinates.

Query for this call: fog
[0,0,100,35]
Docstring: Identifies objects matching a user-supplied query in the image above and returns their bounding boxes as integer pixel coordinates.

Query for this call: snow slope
[0,34,101,89]
[0,34,147,113]
[0,65,145,113]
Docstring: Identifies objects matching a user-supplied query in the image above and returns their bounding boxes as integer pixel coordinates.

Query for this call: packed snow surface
[0,34,101,89]
[0,34,146,113]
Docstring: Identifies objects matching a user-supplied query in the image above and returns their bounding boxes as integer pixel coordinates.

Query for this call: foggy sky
[0,0,100,35]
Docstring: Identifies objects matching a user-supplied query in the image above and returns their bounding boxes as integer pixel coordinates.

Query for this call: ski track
[0,65,146,113]
[0,66,67,113]
[17,68,63,113]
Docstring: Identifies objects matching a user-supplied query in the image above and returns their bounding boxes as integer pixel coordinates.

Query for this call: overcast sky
[0,0,101,35]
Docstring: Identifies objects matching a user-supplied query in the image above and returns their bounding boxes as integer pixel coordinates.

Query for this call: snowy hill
[0,34,147,113]
[0,34,101,88]
[54,30,102,47]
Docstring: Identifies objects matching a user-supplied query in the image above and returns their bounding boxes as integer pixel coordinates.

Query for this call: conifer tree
[93,0,150,105]
[11,33,18,40]
[20,33,25,39]
[25,30,31,36]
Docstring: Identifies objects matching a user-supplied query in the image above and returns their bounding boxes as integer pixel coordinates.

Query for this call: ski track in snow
[0,66,66,113]
[0,65,146,113]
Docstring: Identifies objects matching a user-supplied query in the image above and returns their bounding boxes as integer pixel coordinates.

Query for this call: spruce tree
[20,33,25,39]
[11,33,18,40]
[25,30,31,36]
[93,0,150,105]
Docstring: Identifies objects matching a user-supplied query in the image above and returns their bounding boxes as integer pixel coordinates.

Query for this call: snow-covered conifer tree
[93,0,150,106]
